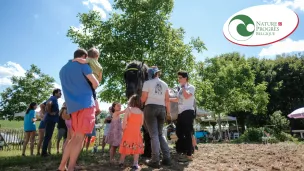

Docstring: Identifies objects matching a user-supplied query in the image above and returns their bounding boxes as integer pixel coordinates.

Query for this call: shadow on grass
[0,149,190,171]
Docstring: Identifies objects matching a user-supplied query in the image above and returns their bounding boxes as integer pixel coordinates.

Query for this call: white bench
[291,130,304,139]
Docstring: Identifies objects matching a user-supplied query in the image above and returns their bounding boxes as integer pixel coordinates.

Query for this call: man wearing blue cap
[141,66,172,168]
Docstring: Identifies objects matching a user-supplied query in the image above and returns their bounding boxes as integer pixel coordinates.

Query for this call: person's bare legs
[63,128,72,153]
[22,132,30,155]
[101,136,106,152]
[37,129,44,155]
[86,136,92,151]
[95,100,101,114]
[58,132,85,171]
[133,154,139,167]
[57,138,61,154]
[119,154,126,164]
[29,131,36,155]
[109,146,117,163]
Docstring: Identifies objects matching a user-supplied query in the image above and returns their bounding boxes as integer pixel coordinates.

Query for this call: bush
[270,111,289,134]
[239,127,264,143]
[275,132,298,142]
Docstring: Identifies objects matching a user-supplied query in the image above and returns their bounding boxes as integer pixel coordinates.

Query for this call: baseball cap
[148,66,161,80]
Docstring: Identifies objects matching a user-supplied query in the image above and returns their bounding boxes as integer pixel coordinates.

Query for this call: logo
[223,5,299,46]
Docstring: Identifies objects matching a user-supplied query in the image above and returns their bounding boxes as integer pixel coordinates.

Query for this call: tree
[197,52,269,138]
[67,0,207,103]
[248,54,304,129]
[270,110,289,134]
[0,65,55,120]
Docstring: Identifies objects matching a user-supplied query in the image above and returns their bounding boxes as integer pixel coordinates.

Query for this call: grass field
[0,120,41,129]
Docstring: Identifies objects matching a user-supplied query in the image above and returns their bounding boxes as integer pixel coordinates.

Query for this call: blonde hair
[88,47,99,58]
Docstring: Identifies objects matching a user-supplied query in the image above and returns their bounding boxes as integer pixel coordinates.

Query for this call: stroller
[163,123,177,144]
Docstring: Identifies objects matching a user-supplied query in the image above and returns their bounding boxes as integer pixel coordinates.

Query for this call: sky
[0,0,304,110]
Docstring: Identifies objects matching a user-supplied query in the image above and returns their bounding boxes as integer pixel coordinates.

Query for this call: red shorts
[71,107,96,134]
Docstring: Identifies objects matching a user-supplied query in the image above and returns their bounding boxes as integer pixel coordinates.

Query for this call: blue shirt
[59,60,95,114]
[44,96,60,123]
[24,110,36,131]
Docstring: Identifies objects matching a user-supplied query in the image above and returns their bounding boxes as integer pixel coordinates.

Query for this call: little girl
[60,102,72,152]
[105,102,125,163]
[119,94,144,169]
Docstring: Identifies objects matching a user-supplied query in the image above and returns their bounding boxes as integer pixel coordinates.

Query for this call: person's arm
[122,108,130,130]
[169,98,178,102]
[141,82,149,103]
[165,89,171,118]
[141,91,148,104]
[183,86,195,99]
[72,58,89,64]
[98,70,103,82]
[40,103,46,113]
[82,64,99,89]
[31,110,37,122]
[113,110,126,116]
[141,111,144,126]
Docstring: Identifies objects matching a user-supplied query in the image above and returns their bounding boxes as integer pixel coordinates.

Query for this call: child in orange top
[118,94,144,169]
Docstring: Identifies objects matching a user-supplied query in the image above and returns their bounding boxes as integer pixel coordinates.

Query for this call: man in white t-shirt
[170,71,195,162]
[141,66,171,168]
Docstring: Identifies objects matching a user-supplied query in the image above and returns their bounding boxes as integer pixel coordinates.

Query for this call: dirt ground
[3,143,304,171]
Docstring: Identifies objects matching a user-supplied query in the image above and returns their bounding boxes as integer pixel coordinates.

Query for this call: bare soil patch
[3,143,304,171]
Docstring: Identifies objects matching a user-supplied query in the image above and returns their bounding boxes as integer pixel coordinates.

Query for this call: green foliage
[239,127,264,143]
[197,52,269,115]
[0,65,55,120]
[270,111,290,133]
[67,0,206,103]
[248,54,304,124]
[235,127,297,143]
[274,132,298,142]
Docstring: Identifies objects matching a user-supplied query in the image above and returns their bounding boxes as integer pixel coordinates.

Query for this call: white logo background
[223,5,299,46]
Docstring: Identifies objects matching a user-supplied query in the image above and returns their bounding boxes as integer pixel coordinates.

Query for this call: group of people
[22,47,197,171]
[22,89,63,156]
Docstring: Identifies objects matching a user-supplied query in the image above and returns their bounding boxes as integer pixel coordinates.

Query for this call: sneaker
[131,165,140,170]
[161,158,172,166]
[145,160,160,168]
[178,155,188,162]
[118,163,124,168]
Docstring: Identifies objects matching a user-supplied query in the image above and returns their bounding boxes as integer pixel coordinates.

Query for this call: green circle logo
[228,14,255,41]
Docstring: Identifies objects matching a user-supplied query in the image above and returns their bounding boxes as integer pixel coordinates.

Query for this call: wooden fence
[0,127,104,151]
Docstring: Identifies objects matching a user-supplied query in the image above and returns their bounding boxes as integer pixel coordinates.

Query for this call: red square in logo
[278,22,282,26]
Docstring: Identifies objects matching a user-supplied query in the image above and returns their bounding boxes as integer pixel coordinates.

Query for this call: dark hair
[26,102,37,114]
[128,94,141,108]
[111,102,119,113]
[88,48,99,58]
[177,71,189,81]
[53,88,61,96]
[74,48,88,59]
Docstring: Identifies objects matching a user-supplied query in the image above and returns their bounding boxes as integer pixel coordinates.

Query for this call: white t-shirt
[142,78,168,106]
[178,83,195,113]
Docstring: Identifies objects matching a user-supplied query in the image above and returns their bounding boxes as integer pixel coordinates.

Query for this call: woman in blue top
[22,102,37,156]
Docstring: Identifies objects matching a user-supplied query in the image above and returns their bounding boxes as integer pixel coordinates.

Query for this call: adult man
[57,48,99,171]
[41,88,62,157]
[170,71,196,162]
[141,66,171,168]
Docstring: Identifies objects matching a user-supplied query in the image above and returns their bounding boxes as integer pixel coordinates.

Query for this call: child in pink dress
[105,102,125,164]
